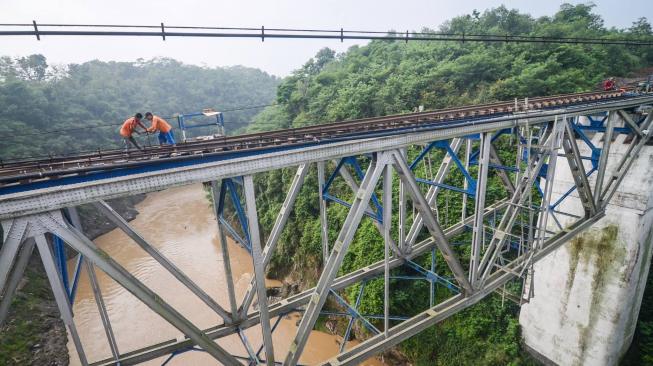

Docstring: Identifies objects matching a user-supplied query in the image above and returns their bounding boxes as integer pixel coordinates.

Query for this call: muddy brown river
[67,184,385,365]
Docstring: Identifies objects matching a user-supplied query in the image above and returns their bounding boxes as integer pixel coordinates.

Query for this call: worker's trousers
[123,135,144,151]
[158,131,176,145]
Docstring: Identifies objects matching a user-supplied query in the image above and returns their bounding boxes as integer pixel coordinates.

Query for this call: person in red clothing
[145,112,176,145]
[603,77,616,91]
[120,113,147,151]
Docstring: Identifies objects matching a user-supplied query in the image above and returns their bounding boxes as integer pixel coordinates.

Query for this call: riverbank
[66,183,385,365]
[0,195,146,366]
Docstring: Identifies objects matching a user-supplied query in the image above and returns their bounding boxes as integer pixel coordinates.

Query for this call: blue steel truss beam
[3,98,651,366]
[322,157,384,222]
[68,254,83,302]
[410,140,476,196]
[320,311,409,321]
[468,128,511,162]
[217,178,251,252]
[322,194,379,221]
[160,346,294,366]
[52,235,85,304]
[414,178,474,195]
[225,179,250,244]
[330,289,381,336]
[346,158,383,219]
[57,209,84,304]
[52,236,68,288]
[550,166,598,210]
[335,281,374,353]
[404,260,460,293]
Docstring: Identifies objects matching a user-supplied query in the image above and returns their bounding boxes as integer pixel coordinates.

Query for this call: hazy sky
[1,0,651,76]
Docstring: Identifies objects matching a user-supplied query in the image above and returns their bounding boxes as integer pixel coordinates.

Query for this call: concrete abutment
[519,119,653,366]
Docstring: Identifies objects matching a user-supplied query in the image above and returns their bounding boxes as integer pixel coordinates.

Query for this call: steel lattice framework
[1,94,652,366]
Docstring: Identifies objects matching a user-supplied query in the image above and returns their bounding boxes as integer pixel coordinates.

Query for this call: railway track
[0,89,640,187]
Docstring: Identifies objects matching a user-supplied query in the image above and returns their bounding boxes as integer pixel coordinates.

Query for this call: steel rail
[0,89,627,174]
[0,89,620,170]
[0,90,634,185]
[0,89,625,171]
[1,96,651,220]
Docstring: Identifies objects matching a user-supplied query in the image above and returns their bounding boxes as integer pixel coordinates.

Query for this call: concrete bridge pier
[519,123,653,365]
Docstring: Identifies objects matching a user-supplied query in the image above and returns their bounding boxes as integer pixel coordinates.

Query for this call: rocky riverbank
[0,194,146,365]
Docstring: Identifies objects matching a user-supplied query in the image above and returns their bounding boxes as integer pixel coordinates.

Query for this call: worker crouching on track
[120,113,148,151]
[603,77,617,91]
[145,112,176,146]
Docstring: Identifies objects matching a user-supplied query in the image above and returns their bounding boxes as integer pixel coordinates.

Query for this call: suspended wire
[0,22,651,46]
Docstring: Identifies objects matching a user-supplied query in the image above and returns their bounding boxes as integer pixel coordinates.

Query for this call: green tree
[244,4,653,365]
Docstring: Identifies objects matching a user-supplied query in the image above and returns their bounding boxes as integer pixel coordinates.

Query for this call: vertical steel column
[338,283,368,353]
[594,111,616,207]
[243,175,275,366]
[534,118,563,249]
[239,164,308,316]
[318,161,329,265]
[398,148,407,253]
[562,118,596,216]
[383,164,392,338]
[0,238,34,326]
[477,126,560,285]
[38,213,241,366]
[461,138,472,221]
[93,200,232,322]
[489,144,516,196]
[284,154,388,366]
[66,207,84,303]
[515,126,525,187]
[391,150,473,294]
[211,181,239,320]
[600,113,653,204]
[430,248,436,307]
[470,132,491,286]
[34,234,89,365]
[405,138,463,248]
[338,164,401,255]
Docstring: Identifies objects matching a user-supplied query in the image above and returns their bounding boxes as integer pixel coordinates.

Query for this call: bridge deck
[0,91,651,219]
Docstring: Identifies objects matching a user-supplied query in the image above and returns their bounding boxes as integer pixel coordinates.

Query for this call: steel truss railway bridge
[1,90,652,365]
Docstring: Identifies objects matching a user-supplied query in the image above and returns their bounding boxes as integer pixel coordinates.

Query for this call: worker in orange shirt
[120,113,148,151]
[145,112,176,145]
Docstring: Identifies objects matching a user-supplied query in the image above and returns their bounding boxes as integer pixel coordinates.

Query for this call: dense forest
[0,56,279,160]
[2,2,653,365]
[246,3,653,365]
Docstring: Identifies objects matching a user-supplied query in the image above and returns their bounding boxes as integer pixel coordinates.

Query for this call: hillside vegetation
[1,2,653,365]
[0,57,278,364]
[246,4,653,365]
[0,57,279,160]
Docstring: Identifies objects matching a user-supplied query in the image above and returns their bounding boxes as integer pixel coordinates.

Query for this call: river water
[67,183,385,365]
